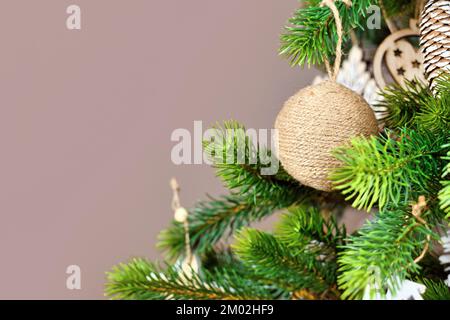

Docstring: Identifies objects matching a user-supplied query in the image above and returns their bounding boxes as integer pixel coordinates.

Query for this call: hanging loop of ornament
[320,0,352,81]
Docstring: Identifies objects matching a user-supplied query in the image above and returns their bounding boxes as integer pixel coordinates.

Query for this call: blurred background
[0,0,320,299]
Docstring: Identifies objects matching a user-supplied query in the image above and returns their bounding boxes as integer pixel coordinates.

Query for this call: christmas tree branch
[233,228,338,297]
[275,205,346,252]
[280,0,376,66]
[201,247,291,299]
[378,80,429,129]
[105,258,274,300]
[331,128,445,211]
[379,77,450,133]
[337,204,438,299]
[204,120,308,204]
[440,145,450,218]
[421,278,450,300]
[158,193,304,260]
[159,120,313,259]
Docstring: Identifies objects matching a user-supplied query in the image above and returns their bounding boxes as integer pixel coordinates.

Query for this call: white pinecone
[419,0,450,90]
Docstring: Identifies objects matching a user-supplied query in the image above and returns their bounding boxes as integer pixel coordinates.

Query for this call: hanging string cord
[170,178,192,263]
[170,178,181,211]
[411,196,431,264]
[320,0,352,81]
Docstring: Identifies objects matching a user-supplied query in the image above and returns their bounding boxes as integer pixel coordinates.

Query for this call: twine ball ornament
[275,0,378,192]
[275,81,378,191]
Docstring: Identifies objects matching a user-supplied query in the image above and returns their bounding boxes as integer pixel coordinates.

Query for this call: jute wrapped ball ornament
[275,0,379,192]
[275,80,378,191]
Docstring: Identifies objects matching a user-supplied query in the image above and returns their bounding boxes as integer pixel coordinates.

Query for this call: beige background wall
[0,0,319,299]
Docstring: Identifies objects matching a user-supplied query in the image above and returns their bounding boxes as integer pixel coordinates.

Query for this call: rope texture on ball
[275,82,378,191]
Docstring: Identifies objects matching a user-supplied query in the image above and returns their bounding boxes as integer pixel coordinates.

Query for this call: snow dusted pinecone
[420,0,450,90]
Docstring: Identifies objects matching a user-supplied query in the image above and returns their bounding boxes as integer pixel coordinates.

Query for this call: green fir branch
[280,0,376,66]
[378,80,429,129]
[233,228,338,297]
[201,247,290,299]
[421,279,450,300]
[337,206,437,300]
[440,145,450,218]
[379,77,450,133]
[158,193,304,260]
[416,95,450,135]
[159,121,311,259]
[105,258,274,300]
[275,205,346,251]
[203,120,307,204]
[331,128,444,211]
